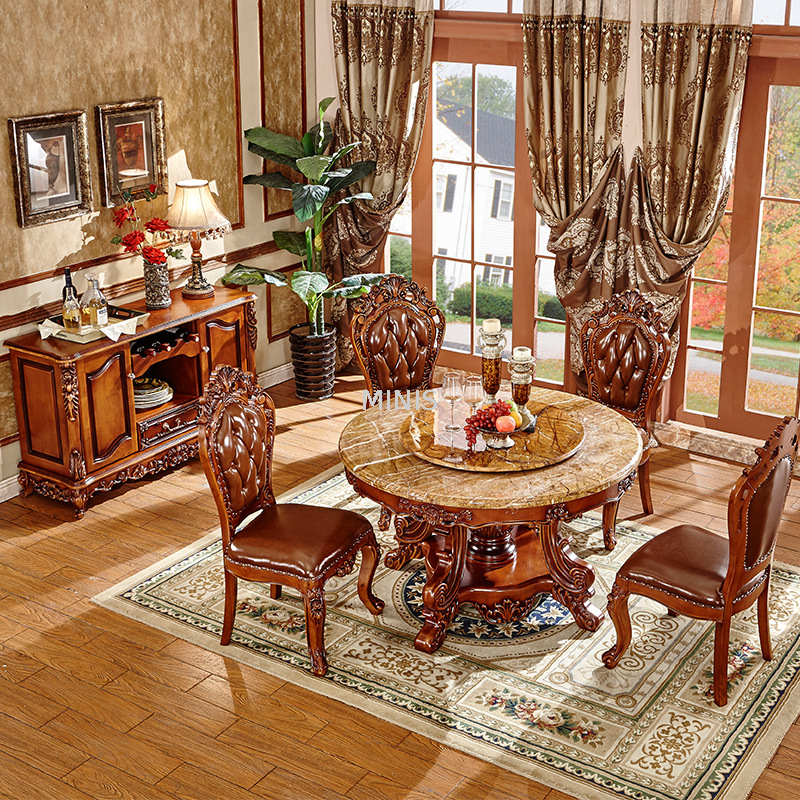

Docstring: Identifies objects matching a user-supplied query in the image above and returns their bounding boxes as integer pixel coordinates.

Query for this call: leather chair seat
[227,503,372,579]
[619,524,762,607]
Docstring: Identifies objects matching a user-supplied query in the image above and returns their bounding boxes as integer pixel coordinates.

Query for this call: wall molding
[0,474,20,505]
[258,362,294,388]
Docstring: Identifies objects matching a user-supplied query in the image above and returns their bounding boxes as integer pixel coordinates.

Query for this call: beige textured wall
[262,0,305,217]
[0,0,239,282]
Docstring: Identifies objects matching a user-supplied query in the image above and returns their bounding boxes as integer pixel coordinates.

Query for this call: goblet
[463,376,484,418]
[442,371,462,432]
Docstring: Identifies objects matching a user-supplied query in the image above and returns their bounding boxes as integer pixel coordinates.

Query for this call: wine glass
[463,376,484,418]
[442,371,462,432]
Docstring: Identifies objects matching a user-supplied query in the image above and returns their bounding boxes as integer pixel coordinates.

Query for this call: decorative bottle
[80,274,109,329]
[61,268,80,332]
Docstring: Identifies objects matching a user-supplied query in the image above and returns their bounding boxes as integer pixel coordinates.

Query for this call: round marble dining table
[338,387,643,654]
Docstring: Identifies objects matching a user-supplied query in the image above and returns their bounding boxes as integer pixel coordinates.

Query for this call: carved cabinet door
[199,308,248,381]
[78,347,137,472]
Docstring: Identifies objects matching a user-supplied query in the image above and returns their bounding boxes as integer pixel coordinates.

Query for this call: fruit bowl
[473,408,536,449]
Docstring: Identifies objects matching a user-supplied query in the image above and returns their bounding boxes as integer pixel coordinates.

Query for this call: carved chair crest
[580,290,671,430]
[198,365,276,533]
[351,274,445,395]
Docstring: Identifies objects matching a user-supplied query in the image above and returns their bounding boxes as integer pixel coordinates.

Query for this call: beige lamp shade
[167,179,232,240]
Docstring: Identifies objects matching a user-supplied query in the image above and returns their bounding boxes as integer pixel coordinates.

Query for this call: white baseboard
[0,474,20,504]
[258,362,294,388]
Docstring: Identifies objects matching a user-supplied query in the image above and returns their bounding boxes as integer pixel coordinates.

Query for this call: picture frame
[95,97,167,207]
[8,110,93,228]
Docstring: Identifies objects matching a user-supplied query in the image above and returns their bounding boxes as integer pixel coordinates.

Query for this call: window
[409,14,564,384]
[435,173,457,212]
[670,49,800,440]
[490,179,513,219]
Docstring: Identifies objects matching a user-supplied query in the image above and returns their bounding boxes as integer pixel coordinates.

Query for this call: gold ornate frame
[8,110,93,228]
[95,97,167,207]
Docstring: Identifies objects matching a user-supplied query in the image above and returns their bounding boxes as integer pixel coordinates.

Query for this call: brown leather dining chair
[198,365,384,676]
[603,417,799,706]
[580,290,671,549]
[350,273,446,398]
[351,273,445,531]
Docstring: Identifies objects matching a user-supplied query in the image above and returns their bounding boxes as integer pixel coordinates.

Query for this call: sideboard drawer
[138,401,199,448]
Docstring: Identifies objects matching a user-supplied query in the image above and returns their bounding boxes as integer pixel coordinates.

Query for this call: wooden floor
[1,370,799,800]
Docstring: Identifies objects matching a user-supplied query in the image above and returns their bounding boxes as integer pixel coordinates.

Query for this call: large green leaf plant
[222,98,382,336]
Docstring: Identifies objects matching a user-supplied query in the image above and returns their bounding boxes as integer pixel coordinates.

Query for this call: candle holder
[478,324,506,404]
[509,349,535,409]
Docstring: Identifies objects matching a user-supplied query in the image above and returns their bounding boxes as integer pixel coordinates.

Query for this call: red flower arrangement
[111,185,183,266]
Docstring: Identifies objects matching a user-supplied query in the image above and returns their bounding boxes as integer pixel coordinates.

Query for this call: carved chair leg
[758,574,773,661]
[602,500,619,550]
[602,581,632,669]
[303,583,328,677]
[667,608,679,617]
[221,569,238,646]
[357,535,385,616]
[270,584,282,600]
[638,459,654,515]
[713,618,731,707]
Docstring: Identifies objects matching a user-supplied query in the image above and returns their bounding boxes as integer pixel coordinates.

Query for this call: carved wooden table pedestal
[339,388,642,654]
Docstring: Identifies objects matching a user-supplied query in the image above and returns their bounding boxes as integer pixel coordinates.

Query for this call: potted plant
[223,98,382,400]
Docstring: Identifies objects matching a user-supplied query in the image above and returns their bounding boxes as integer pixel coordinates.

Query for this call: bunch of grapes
[464,400,512,448]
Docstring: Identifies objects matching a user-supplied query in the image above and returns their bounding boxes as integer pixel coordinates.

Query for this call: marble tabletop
[338,387,643,511]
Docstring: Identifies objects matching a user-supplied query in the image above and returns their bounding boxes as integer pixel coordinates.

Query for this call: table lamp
[167,179,232,299]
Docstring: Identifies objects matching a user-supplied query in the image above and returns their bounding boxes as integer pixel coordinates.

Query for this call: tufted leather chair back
[727,417,799,587]
[198,366,275,540]
[351,274,445,396]
[581,291,671,431]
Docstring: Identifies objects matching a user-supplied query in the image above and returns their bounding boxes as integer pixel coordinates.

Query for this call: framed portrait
[8,110,93,228]
[96,97,167,206]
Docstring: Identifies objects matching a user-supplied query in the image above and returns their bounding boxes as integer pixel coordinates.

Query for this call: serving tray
[399,400,585,472]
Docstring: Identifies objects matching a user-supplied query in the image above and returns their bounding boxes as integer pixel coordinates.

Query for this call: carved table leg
[377,506,392,532]
[385,513,429,570]
[415,523,469,653]
[538,519,603,631]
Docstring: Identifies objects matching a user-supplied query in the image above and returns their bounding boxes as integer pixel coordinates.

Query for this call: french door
[670,54,800,440]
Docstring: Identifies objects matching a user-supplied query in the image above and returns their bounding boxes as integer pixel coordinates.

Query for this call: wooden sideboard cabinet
[6,286,257,517]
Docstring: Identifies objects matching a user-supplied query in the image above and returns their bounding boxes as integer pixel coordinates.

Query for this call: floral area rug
[93,468,800,800]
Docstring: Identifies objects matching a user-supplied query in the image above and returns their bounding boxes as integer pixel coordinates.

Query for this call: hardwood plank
[347,772,447,800]
[104,670,239,737]
[128,714,272,789]
[307,723,462,797]
[156,762,274,800]
[0,667,66,727]
[750,766,800,798]
[22,666,152,733]
[445,774,549,800]
[218,718,367,794]
[251,767,350,800]
[41,709,180,785]
[65,598,177,650]
[0,595,102,649]
[80,631,209,692]
[63,759,178,800]
[188,674,324,740]
[0,751,94,800]
[4,628,126,687]
[0,710,87,778]
[0,642,47,683]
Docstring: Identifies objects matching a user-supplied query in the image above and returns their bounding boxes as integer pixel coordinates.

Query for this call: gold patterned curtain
[325,0,434,369]
[522,0,631,372]
[523,0,752,377]
[629,0,752,335]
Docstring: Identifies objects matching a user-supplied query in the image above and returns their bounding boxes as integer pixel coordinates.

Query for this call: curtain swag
[523,0,752,379]
[325,0,434,370]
